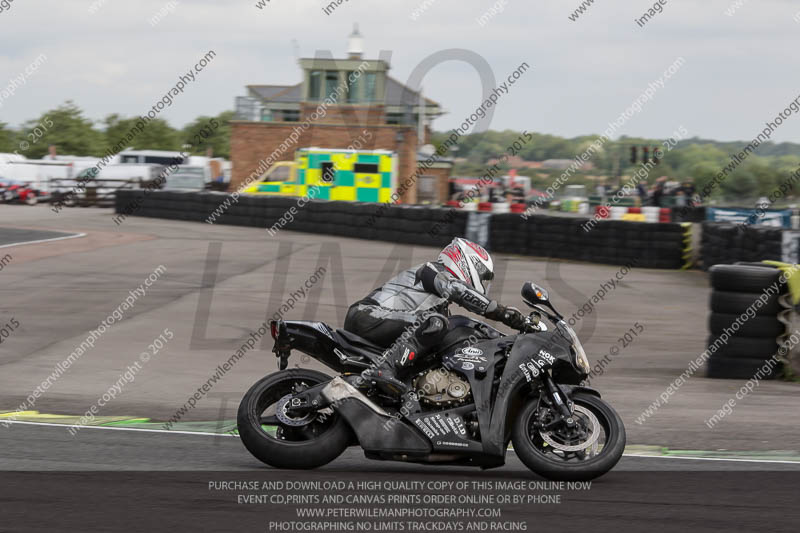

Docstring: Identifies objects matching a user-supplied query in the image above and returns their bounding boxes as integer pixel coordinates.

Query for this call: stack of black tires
[701,222,784,269]
[489,213,528,253]
[487,214,689,269]
[706,264,786,379]
[114,190,467,248]
[114,190,691,269]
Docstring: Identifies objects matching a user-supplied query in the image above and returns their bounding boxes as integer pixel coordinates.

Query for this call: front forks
[540,375,576,430]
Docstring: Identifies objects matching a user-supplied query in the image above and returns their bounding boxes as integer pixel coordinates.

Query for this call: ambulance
[243,147,397,203]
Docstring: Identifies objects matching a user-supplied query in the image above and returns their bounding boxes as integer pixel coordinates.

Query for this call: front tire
[237,369,352,469]
[512,392,625,481]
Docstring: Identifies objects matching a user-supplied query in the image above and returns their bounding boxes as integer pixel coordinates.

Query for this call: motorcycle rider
[344,237,526,395]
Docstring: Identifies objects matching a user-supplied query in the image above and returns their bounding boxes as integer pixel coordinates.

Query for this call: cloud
[0,0,799,143]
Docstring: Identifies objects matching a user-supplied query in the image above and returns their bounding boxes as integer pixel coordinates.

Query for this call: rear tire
[512,393,625,481]
[237,369,352,469]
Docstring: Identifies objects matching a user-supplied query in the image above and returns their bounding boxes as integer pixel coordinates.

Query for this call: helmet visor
[481,279,492,295]
[473,261,493,294]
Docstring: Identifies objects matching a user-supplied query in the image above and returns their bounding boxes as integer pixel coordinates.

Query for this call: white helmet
[438,237,494,295]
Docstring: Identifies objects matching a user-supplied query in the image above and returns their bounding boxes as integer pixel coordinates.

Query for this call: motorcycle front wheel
[512,392,625,481]
[237,369,352,469]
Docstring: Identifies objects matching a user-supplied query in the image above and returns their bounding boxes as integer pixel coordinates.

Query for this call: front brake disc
[539,405,601,452]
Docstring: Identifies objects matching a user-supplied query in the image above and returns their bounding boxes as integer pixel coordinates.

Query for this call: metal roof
[248,84,301,102]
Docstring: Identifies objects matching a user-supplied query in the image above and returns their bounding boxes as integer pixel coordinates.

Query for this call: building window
[261,109,273,122]
[386,112,405,125]
[282,110,300,122]
[324,71,339,102]
[386,113,418,126]
[364,72,377,102]
[346,71,361,103]
[309,70,322,101]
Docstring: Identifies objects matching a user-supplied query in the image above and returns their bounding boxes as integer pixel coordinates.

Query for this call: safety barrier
[490,213,689,269]
[701,222,784,269]
[115,191,692,269]
[451,201,706,223]
[705,264,786,379]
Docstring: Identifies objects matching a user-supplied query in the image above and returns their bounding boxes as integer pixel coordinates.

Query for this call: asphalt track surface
[2,206,800,531]
[4,422,800,472]
[1,424,799,532]
[0,227,81,248]
[1,205,799,450]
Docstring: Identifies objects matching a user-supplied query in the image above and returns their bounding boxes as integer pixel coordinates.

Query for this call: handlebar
[521,312,547,333]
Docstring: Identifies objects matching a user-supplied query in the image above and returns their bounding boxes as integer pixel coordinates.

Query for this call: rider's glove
[487,302,526,330]
[502,306,526,330]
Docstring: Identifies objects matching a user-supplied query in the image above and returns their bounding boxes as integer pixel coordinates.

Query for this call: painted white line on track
[5,420,799,464]
[1,419,237,437]
[507,447,800,465]
[6,418,800,465]
[621,453,800,465]
[0,232,87,249]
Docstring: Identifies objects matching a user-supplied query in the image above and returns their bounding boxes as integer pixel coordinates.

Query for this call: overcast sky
[2,0,800,143]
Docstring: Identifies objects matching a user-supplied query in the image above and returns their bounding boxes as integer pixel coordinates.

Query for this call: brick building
[231,25,452,204]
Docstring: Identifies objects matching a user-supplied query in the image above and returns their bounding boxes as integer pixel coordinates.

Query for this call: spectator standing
[652,176,667,207]
[636,180,648,206]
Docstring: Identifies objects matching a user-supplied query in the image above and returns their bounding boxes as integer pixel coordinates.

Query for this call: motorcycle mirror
[522,281,549,305]
[522,282,562,319]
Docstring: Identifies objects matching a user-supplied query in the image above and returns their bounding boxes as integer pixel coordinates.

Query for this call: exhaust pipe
[321,376,389,416]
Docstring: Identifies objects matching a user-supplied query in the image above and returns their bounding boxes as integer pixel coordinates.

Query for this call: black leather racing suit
[344,262,522,380]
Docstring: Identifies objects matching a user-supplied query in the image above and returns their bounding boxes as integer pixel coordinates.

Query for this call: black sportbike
[237,282,626,481]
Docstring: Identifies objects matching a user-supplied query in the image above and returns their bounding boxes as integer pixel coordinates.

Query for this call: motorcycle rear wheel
[237,369,352,469]
[512,392,625,481]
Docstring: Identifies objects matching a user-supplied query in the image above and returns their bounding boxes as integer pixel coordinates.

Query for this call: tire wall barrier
[490,214,690,269]
[701,222,784,270]
[115,191,691,269]
[115,190,467,249]
[705,264,787,379]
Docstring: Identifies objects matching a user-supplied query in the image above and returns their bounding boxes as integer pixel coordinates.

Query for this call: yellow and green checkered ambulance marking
[244,148,397,203]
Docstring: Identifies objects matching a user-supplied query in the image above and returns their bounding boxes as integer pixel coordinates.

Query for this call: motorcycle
[0,180,40,205]
[237,282,626,481]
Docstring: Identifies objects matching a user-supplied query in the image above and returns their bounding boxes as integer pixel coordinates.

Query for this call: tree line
[0,101,233,160]
[431,129,800,203]
[2,101,797,203]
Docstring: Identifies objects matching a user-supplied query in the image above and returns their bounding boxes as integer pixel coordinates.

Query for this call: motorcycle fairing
[433,330,574,458]
[275,319,385,371]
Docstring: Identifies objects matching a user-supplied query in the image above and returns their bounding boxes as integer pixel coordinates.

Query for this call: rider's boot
[368,314,449,398]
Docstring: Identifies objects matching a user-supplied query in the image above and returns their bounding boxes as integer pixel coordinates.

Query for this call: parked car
[0,179,41,205]
[161,166,208,191]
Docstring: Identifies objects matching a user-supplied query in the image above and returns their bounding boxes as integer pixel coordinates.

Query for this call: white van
[118,149,187,166]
